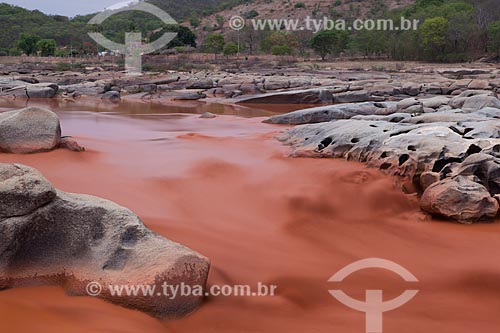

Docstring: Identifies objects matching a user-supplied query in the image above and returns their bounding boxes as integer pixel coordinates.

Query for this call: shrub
[271,44,291,56]
[223,42,239,56]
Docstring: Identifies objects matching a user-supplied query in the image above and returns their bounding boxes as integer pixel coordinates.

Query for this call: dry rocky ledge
[275,93,500,223]
[0,163,210,317]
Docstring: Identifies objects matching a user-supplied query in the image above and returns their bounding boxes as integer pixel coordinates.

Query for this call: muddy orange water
[1,99,500,333]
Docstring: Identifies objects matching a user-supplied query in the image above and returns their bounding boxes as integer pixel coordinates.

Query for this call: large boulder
[0,107,61,154]
[26,83,59,98]
[0,163,210,318]
[462,95,500,111]
[0,82,58,98]
[420,176,499,223]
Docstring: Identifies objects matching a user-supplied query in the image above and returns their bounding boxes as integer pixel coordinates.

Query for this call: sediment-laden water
[0,100,499,333]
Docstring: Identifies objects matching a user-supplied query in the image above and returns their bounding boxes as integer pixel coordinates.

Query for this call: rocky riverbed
[1,61,500,106]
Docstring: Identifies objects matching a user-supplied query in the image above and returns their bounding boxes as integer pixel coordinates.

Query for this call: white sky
[1,0,137,16]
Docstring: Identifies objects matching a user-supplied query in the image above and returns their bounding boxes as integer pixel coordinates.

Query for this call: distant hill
[1,0,500,60]
[0,0,248,51]
[147,0,251,21]
[192,0,415,39]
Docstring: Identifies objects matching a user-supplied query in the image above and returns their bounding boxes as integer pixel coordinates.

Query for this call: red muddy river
[0,99,499,333]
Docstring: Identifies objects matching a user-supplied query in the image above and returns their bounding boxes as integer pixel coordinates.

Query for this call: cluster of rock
[2,66,500,105]
[0,163,210,317]
[275,94,500,223]
[0,107,84,153]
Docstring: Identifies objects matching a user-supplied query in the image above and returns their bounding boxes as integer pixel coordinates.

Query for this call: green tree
[488,21,500,56]
[189,15,201,28]
[36,39,56,56]
[204,33,225,55]
[420,17,449,61]
[271,45,291,56]
[16,33,41,56]
[216,15,225,31]
[261,31,299,53]
[223,42,239,56]
[311,29,348,60]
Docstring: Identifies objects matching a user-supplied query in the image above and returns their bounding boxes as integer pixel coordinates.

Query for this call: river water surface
[0,99,499,333]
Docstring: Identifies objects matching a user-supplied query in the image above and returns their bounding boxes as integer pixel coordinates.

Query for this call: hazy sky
[1,0,134,16]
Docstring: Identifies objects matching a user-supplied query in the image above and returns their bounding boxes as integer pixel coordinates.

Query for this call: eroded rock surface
[276,97,500,223]
[0,163,210,317]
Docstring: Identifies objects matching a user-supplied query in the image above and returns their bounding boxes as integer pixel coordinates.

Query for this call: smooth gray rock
[236,88,334,104]
[0,163,210,318]
[333,90,385,103]
[188,79,214,90]
[200,112,217,119]
[101,90,121,102]
[422,96,450,109]
[263,102,397,125]
[0,107,61,153]
[0,164,56,218]
[397,97,421,110]
[462,95,500,111]
[26,83,58,98]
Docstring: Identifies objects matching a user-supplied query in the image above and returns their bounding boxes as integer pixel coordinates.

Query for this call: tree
[36,39,56,56]
[271,45,291,56]
[216,15,225,31]
[223,42,239,56]
[311,30,348,60]
[204,33,225,56]
[420,17,449,61]
[189,15,201,28]
[16,33,41,56]
[488,21,500,56]
[261,31,299,54]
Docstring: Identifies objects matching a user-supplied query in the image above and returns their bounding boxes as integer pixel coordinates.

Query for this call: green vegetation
[488,21,500,56]
[271,44,292,56]
[347,0,500,62]
[420,17,449,61]
[36,39,57,56]
[310,30,349,60]
[0,2,199,56]
[1,0,500,63]
[203,33,225,55]
[223,42,239,55]
[16,33,40,56]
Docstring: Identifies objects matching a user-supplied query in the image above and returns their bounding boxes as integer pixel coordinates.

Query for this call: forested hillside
[1,0,500,62]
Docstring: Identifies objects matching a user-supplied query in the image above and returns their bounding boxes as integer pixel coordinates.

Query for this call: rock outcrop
[420,176,499,222]
[263,102,397,125]
[275,98,500,223]
[0,107,61,153]
[0,107,83,154]
[0,163,210,318]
